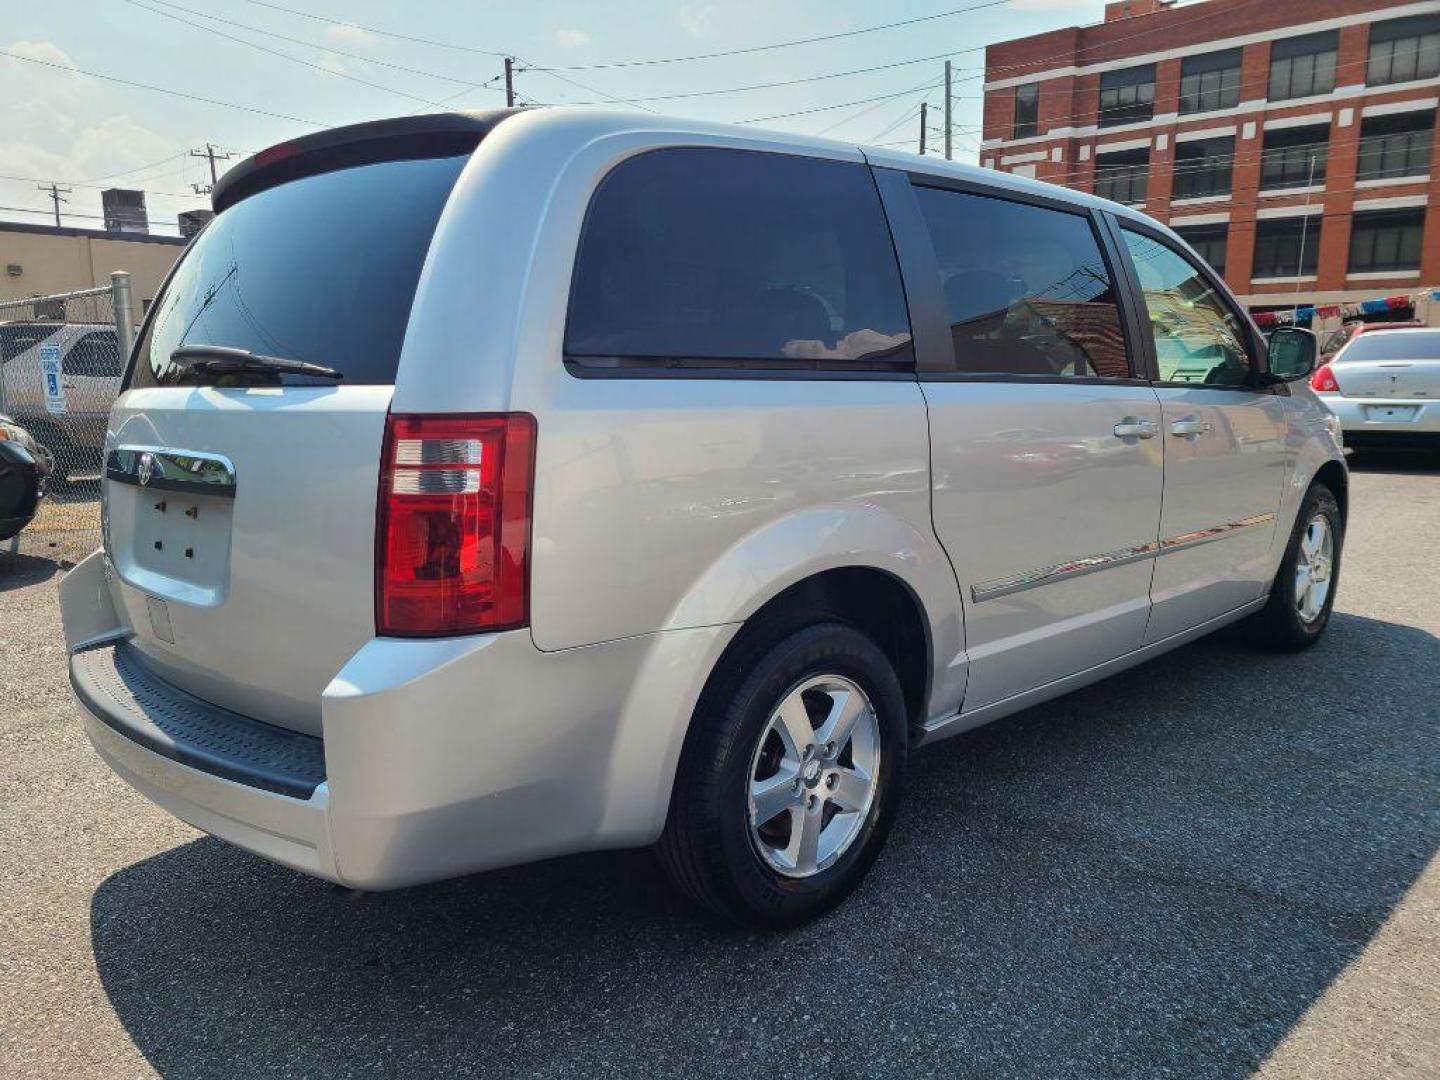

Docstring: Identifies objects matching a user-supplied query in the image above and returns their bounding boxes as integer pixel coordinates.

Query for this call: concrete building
[0,221,186,325]
[980,0,1440,327]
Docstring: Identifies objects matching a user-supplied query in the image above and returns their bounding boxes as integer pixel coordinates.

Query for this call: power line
[137,0,491,89]
[0,48,325,127]
[739,84,951,125]
[520,47,983,106]
[121,0,456,108]
[529,0,1012,72]
[240,0,511,58]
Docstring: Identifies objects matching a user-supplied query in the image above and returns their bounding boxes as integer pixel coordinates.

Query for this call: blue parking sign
[39,343,66,414]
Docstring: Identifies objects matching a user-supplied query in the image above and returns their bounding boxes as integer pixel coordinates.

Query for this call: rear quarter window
[565,148,913,372]
[129,154,468,388]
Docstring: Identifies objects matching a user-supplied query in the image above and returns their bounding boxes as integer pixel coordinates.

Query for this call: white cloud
[323,23,378,48]
[554,28,591,48]
[0,40,204,231]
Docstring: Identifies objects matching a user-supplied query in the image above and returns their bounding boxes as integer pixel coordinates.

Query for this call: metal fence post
[110,271,135,361]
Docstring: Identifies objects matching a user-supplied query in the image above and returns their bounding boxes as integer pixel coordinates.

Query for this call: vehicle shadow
[0,550,59,591]
[90,612,1440,1079]
[1344,446,1440,475]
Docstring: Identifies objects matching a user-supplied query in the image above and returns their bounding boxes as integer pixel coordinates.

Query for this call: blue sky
[2,0,1099,235]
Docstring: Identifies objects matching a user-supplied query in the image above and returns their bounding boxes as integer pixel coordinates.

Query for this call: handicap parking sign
[39,343,65,414]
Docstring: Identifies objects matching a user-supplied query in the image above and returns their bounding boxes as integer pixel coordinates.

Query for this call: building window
[1172,136,1235,200]
[1093,147,1149,204]
[1252,216,1322,278]
[1098,65,1156,127]
[1173,224,1229,276]
[1259,124,1330,190]
[1014,83,1039,138]
[1349,209,1425,273]
[1367,14,1440,86]
[1269,31,1338,101]
[1179,49,1242,114]
[1356,111,1435,181]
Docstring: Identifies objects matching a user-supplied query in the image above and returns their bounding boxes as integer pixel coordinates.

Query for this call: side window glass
[566,149,913,369]
[1120,229,1252,386]
[913,186,1131,379]
[63,333,122,378]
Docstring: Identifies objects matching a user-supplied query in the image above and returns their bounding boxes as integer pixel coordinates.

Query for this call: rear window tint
[565,148,913,370]
[130,154,467,388]
[1337,330,1440,361]
[914,186,1132,379]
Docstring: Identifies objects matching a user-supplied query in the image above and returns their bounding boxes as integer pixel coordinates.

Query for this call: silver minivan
[61,108,1346,927]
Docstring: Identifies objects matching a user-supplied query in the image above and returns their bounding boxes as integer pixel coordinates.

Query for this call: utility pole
[189,143,234,195]
[944,61,953,160]
[37,183,70,227]
[919,102,928,155]
[504,57,515,107]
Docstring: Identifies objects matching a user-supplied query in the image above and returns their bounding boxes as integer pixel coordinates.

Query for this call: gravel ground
[2,452,1437,1079]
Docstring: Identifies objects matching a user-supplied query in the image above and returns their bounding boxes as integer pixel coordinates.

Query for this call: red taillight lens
[1310,363,1339,393]
[376,413,536,637]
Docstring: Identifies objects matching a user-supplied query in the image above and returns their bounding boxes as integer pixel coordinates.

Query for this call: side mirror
[1266,326,1317,382]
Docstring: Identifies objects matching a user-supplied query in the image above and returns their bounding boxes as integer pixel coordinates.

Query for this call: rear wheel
[1231,483,1343,651]
[658,618,907,928]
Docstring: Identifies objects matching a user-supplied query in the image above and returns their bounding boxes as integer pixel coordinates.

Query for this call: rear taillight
[1310,363,1339,393]
[376,413,536,637]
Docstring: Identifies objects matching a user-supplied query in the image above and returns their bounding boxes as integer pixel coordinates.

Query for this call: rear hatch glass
[108,151,470,735]
[129,153,468,389]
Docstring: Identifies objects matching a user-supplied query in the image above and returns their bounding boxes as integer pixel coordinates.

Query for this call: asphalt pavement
[2,451,1437,1079]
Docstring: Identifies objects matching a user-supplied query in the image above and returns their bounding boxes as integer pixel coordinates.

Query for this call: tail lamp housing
[1310,363,1339,393]
[376,413,536,637]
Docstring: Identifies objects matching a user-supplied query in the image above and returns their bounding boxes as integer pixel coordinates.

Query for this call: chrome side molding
[105,446,237,499]
[1159,512,1276,554]
[971,541,1160,603]
[970,511,1278,603]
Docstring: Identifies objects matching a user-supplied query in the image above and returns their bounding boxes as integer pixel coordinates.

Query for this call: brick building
[980,0,1440,326]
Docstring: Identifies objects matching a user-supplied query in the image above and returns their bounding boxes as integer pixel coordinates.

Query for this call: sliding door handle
[1170,416,1213,438]
[1113,417,1159,439]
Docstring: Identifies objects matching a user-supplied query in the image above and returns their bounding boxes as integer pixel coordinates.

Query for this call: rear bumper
[1318,394,1440,438]
[61,552,735,890]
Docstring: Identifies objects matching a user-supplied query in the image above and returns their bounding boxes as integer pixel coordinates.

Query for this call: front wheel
[1231,482,1343,651]
[658,619,908,929]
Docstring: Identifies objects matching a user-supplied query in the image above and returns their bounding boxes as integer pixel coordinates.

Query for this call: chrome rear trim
[106,446,237,499]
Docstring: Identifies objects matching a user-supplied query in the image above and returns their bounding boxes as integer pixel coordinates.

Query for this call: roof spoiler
[212,109,521,214]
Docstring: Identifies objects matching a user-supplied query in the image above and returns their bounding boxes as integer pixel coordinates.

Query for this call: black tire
[1230,482,1343,651]
[658,617,908,929]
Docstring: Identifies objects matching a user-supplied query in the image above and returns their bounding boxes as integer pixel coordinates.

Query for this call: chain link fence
[1,274,135,564]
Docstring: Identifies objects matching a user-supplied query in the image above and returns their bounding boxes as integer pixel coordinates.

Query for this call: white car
[1311,326,1440,449]
[61,108,1346,927]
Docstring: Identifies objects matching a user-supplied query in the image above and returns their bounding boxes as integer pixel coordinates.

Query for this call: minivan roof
[216,107,1154,227]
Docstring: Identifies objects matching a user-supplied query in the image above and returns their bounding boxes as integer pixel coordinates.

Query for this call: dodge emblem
[138,451,154,487]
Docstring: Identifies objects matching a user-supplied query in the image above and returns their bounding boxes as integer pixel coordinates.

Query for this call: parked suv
[0,321,123,477]
[61,109,1346,927]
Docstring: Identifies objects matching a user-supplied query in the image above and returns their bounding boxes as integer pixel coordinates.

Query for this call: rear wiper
[170,345,343,380]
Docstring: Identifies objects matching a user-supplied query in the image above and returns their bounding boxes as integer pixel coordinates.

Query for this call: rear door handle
[1113,417,1158,439]
[1170,416,1213,438]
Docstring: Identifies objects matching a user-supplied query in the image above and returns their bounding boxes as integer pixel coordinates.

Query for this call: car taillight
[376,413,536,637]
[1310,363,1339,393]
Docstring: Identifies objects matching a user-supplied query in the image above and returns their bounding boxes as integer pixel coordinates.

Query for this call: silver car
[61,109,1347,927]
[0,321,123,470]
[1311,326,1440,449]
